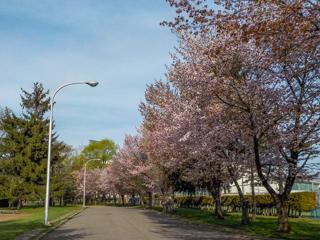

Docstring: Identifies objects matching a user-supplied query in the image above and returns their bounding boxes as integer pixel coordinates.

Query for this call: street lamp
[83,158,102,208]
[44,81,99,226]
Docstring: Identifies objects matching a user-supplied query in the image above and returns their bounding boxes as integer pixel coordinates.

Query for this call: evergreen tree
[51,144,76,206]
[0,108,26,208]
[20,83,51,198]
[0,82,67,207]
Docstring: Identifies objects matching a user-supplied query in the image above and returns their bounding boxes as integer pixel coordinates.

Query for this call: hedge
[175,192,317,217]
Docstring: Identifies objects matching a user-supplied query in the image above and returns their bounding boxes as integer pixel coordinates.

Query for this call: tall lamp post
[44,81,99,226]
[83,158,102,208]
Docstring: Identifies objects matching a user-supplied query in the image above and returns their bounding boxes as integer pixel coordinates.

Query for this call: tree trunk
[250,159,256,221]
[16,199,22,210]
[50,197,54,207]
[233,179,249,224]
[121,195,125,206]
[277,200,290,233]
[139,193,144,206]
[60,196,64,206]
[228,166,249,225]
[251,134,292,232]
[211,185,224,219]
[162,195,175,213]
[241,200,249,225]
[147,192,153,209]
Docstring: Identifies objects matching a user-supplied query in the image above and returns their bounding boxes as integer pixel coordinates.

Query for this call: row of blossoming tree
[77,0,319,233]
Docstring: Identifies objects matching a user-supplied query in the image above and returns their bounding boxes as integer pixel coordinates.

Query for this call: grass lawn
[0,205,81,240]
[170,208,320,240]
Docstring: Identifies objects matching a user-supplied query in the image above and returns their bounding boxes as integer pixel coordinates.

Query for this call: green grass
[169,208,320,240]
[0,206,81,240]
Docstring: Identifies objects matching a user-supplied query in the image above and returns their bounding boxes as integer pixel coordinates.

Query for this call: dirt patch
[0,213,29,222]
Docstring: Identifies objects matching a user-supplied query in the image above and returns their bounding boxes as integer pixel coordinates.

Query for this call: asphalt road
[43,206,255,240]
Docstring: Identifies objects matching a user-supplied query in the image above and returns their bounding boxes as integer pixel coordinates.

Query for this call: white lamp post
[44,81,98,225]
[83,158,101,208]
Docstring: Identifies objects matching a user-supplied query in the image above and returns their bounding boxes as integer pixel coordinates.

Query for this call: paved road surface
[43,207,256,240]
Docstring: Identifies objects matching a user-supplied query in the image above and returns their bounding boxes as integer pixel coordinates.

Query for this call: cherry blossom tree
[74,169,101,204]
[163,0,320,232]
[140,81,235,219]
[107,134,155,206]
[104,160,130,205]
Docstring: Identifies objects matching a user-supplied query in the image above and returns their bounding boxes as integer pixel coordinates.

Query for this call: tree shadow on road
[140,209,252,240]
[42,228,90,240]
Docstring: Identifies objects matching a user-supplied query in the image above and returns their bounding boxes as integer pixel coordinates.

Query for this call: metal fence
[311,208,320,219]
[310,191,320,219]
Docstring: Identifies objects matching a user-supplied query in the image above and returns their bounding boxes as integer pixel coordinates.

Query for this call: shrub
[175,192,317,217]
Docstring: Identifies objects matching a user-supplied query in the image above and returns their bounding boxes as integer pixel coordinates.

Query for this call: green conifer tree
[0,82,67,208]
[0,108,26,208]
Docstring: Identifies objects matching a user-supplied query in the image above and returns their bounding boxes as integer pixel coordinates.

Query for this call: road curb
[37,207,85,240]
[16,208,85,240]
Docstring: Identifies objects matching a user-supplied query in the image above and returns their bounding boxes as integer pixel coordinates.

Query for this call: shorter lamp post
[83,158,101,207]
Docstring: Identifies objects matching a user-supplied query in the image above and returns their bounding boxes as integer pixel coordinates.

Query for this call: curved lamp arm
[51,81,98,104]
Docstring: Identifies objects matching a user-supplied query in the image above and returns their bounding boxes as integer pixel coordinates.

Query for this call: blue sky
[0,0,177,148]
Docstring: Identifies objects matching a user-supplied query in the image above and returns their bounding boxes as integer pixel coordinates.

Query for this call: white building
[228,176,320,195]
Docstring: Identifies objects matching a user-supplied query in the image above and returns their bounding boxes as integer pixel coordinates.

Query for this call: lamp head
[85,81,99,87]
